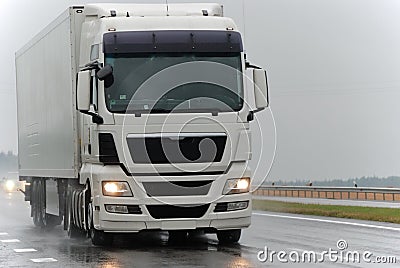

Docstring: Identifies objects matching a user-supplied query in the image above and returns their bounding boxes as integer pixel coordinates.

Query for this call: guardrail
[253,186,400,202]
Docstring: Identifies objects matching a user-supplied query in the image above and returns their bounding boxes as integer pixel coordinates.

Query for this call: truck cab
[17,3,269,245]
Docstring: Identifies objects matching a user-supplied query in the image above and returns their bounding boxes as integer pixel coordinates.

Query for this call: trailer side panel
[16,8,80,178]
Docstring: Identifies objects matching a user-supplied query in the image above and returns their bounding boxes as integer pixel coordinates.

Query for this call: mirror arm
[253,107,265,113]
[79,110,104,124]
[247,108,265,122]
[247,111,254,122]
[245,61,262,69]
[81,61,103,72]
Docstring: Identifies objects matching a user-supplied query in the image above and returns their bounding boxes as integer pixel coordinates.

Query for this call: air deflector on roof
[103,30,243,53]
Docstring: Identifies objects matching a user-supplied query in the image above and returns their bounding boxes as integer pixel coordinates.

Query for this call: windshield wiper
[123,108,170,117]
[124,108,221,117]
[150,108,172,113]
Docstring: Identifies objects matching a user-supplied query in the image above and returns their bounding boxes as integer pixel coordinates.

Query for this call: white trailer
[16,3,269,245]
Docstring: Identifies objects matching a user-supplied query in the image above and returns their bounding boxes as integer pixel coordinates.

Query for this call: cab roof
[84,3,223,18]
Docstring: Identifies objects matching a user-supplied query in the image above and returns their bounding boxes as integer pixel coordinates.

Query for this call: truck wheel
[85,184,113,246]
[90,229,113,246]
[31,180,40,227]
[32,179,44,227]
[66,189,83,238]
[87,203,113,246]
[67,207,82,238]
[217,229,241,244]
[36,179,62,229]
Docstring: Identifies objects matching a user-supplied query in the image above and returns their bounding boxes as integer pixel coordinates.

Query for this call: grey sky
[0,0,399,181]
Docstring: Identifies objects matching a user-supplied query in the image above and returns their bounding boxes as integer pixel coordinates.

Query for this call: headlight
[223,177,250,195]
[102,181,133,197]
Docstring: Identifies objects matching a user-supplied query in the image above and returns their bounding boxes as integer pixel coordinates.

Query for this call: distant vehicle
[16,3,269,245]
[0,178,20,193]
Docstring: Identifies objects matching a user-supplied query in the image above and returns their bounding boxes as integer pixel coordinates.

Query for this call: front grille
[146,204,210,219]
[127,133,227,164]
[143,181,213,197]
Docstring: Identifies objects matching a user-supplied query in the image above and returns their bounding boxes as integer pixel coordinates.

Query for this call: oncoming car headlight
[5,180,16,192]
[223,177,250,195]
[102,181,133,197]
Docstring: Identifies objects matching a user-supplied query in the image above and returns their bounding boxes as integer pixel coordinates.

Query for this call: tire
[31,180,40,227]
[77,192,83,229]
[32,179,45,227]
[88,203,113,246]
[90,228,113,246]
[67,189,83,238]
[217,229,241,244]
[37,179,60,229]
[67,210,82,238]
[86,185,113,246]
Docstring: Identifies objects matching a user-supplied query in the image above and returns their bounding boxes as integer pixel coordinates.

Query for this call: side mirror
[96,65,113,81]
[77,70,91,111]
[253,69,269,109]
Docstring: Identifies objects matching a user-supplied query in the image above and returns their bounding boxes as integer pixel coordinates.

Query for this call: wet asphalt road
[0,191,400,267]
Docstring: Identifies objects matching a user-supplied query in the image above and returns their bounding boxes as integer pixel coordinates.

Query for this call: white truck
[16,3,268,245]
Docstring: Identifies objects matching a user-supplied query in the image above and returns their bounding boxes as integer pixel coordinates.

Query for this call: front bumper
[82,164,252,233]
[98,206,251,233]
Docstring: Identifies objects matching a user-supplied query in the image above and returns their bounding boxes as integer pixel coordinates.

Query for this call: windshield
[104,53,243,114]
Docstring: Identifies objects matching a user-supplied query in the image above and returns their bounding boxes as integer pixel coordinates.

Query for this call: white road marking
[14,248,37,253]
[253,212,400,231]
[0,239,20,243]
[0,232,8,235]
[30,258,58,263]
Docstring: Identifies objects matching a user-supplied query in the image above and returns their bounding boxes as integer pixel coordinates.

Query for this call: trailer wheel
[32,179,62,229]
[31,180,43,227]
[37,179,45,224]
[216,229,241,244]
[32,179,46,227]
[38,179,62,228]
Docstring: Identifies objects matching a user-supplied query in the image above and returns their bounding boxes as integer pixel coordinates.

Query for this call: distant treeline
[268,176,400,188]
[0,151,18,179]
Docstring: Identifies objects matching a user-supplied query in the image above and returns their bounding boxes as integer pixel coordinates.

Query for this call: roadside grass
[252,199,400,224]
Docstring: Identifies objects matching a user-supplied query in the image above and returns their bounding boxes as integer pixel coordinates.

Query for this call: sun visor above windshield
[103,30,243,53]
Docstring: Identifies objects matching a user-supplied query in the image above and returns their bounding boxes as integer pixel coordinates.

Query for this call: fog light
[227,201,249,211]
[105,205,129,214]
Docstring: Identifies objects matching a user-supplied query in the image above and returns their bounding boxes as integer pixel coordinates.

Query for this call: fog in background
[0,0,399,181]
